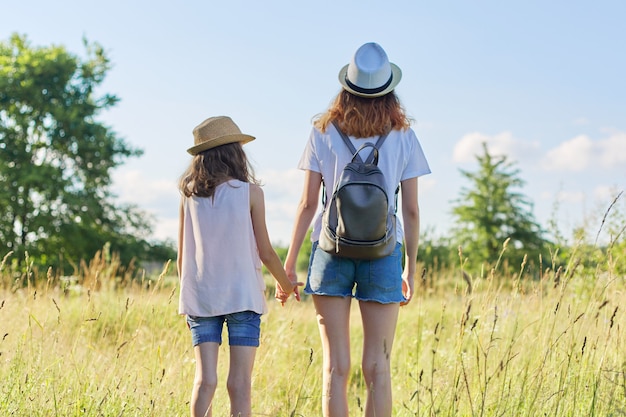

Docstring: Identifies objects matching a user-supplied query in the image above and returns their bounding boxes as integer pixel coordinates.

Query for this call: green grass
[1,260,625,416]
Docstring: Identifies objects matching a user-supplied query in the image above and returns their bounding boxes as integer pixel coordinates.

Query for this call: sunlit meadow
[1,237,625,416]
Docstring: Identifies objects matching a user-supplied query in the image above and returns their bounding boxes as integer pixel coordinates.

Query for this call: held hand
[274,285,289,305]
[292,281,303,302]
[274,265,304,306]
[275,280,304,306]
[400,268,415,306]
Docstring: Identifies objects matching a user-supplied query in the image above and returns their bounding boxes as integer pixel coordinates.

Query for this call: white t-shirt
[178,180,267,317]
[298,123,431,243]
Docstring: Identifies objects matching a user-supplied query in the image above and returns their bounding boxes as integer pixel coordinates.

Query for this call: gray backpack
[318,122,398,259]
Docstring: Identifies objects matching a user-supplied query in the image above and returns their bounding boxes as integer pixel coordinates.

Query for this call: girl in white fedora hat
[177,116,302,417]
[281,42,431,416]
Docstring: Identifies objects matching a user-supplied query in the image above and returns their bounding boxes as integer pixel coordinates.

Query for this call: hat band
[345,74,393,95]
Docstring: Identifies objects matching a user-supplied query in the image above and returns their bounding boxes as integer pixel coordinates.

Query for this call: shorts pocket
[307,244,340,291]
[367,244,402,291]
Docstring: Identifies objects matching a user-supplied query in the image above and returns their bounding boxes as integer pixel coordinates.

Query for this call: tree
[0,34,152,274]
[418,226,455,272]
[451,143,546,275]
[296,229,313,272]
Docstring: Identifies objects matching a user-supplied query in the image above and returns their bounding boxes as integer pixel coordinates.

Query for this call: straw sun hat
[338,42,402,98]
[187,116,255,155]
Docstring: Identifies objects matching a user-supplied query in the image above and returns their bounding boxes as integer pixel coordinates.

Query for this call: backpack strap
[324,121,392,209]
[332,121,359,158]
[366,131,390,164]
[331,121,390,164]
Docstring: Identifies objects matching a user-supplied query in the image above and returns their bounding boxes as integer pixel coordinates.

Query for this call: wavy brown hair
[314,90,412,137]
[179,142,259,198]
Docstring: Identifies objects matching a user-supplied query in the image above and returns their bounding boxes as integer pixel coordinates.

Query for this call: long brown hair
[179,142,259,198]
[314,90,412,138]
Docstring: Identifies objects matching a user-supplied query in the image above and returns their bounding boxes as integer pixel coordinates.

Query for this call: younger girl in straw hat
[177,116,301,417]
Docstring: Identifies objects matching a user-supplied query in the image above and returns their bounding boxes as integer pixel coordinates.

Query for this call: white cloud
[112,169,178,207]
[258,168,305,245]
[153,217,179,243]
[593,185,621,202]
[452,131,540,164]
[541,135,593,171]
[598,132,626,168]
[111,169,180,242]
[541,131,626,172]
[258,169,304,201]
[454,129,626,176]
[554,189,586,204]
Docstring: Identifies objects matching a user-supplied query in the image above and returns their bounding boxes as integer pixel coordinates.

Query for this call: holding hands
[275,267,303,306]
[275,281,302,306]
[400,267,414,306]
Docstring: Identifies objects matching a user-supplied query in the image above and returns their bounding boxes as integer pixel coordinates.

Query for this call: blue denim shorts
[305,241,405,304]
[186,311,261,347]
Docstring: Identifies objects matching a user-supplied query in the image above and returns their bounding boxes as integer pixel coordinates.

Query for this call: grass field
[1,253,625,416]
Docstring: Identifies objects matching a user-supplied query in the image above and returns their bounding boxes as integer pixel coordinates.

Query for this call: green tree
[418,226,455,272]
[0,34,151,274]
[296,229,313,272]
[451,143,546,275]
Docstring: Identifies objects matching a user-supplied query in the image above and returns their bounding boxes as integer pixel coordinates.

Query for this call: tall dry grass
[1,243,625,416]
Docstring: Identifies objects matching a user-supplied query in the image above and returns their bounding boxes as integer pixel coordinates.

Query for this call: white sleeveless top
[178,180,267,316]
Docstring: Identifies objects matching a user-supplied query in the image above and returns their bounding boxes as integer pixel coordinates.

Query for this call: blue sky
[3,1,625,246]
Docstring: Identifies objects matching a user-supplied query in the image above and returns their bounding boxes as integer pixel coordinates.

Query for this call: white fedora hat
[338,42,402,98]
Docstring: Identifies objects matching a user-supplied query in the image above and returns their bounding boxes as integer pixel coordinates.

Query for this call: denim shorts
[186,311,261,347]
[305,241,405,304]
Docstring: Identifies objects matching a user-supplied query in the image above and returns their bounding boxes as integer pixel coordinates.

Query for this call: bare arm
[250,183,301,302]
[283,170,322,279]
[400,177,420,304]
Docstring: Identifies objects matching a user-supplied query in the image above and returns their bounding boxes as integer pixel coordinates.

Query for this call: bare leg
[227,345,257,417]
[191,342,220,417]
[359,301,400,417]
[312,295,352,417]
